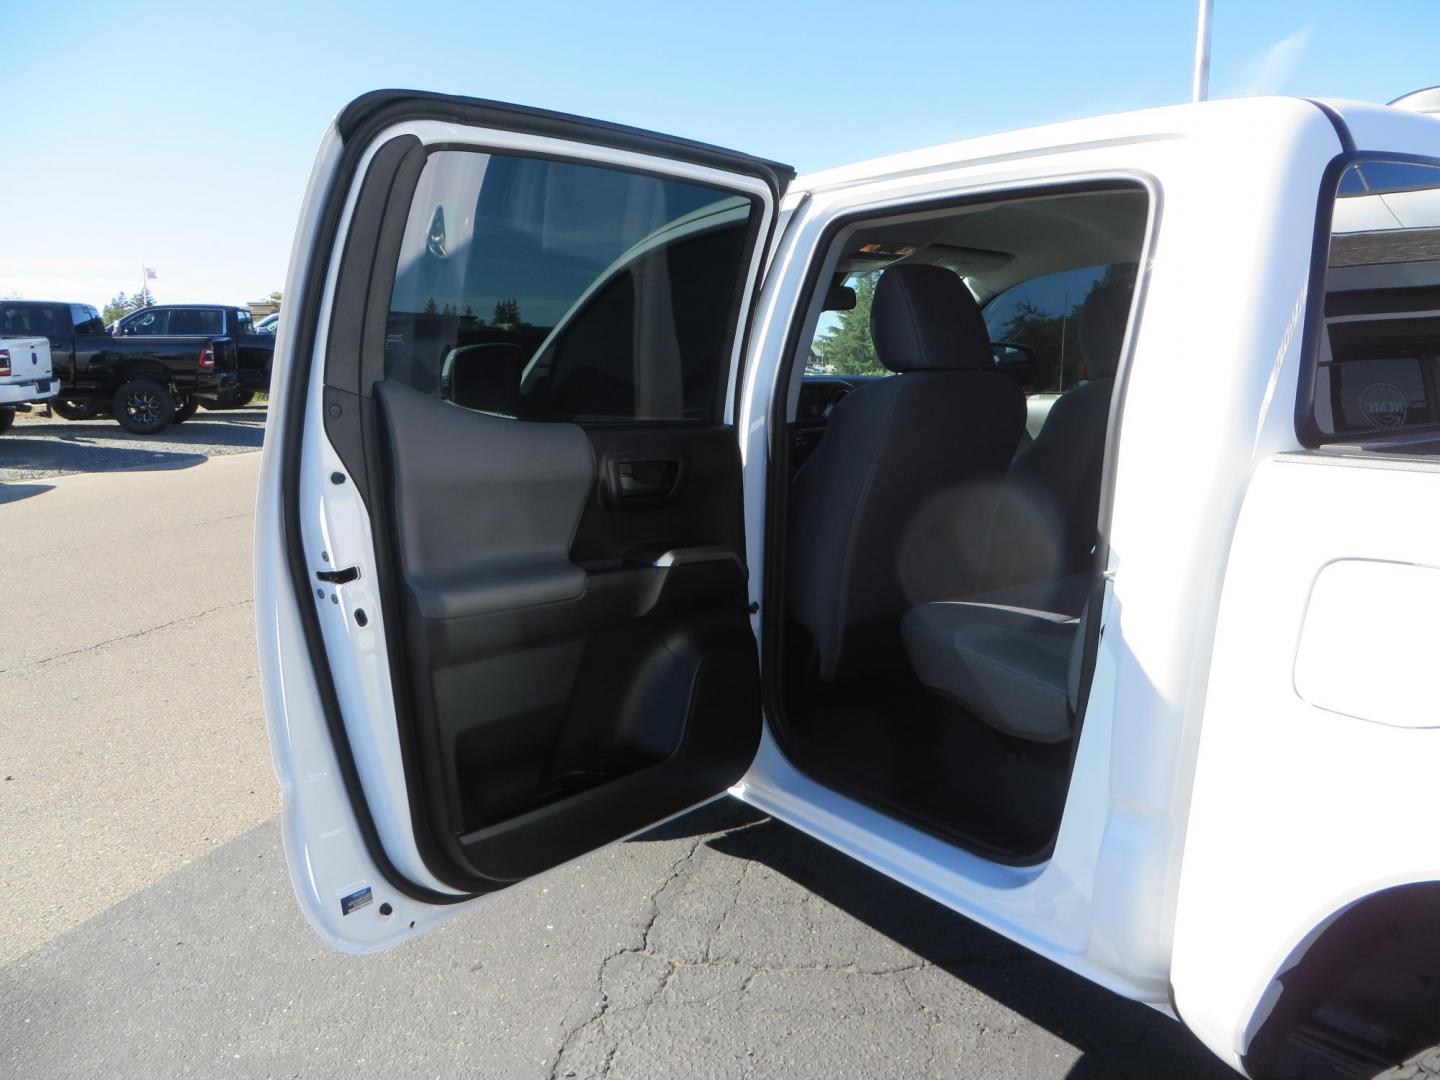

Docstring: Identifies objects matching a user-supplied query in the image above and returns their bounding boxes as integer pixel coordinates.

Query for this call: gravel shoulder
[0,403,266,484]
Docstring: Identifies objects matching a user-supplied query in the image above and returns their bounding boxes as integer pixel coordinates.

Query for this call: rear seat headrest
[870,264,993,373]
[1076,283,1131,379]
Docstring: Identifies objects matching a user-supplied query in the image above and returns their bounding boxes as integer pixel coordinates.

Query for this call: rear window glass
[384,149,757,424]
[1310,160,1440,443]
[984,264,1136,395]
[1,304,58,338]
[168,309,224,336]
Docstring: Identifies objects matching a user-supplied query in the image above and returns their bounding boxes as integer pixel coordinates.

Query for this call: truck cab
[254,89,1440,1078]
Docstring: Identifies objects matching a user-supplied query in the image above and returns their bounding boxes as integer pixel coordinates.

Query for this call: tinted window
[70,305,105,335]
[168,308,223,335]
[0,304,58,338]
[984,264,1136,394]
[386,149,756,423]
[1311,160,1440,442]
[122,309,169,335]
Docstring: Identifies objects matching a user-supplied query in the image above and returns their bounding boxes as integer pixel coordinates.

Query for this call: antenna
[1192,0,1214,102]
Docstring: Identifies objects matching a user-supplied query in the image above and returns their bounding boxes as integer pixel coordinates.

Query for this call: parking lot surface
[0,404,266,484]
[0,452,1233,1079]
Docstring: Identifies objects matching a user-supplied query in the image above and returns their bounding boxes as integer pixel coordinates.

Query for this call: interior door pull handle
[606,458,682,506]
[316,565,360,584]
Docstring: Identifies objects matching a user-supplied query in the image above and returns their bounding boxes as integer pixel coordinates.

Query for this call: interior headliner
[838,188,1149,300]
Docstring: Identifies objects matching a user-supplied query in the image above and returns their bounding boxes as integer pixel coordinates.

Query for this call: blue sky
[1,0,1435,307]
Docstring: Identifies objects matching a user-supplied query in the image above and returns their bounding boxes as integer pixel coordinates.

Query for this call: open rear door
[255,91,791,951]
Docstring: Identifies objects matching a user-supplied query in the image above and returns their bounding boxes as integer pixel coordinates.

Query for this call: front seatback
[979,283,1130,602]
[787,264,1026,681]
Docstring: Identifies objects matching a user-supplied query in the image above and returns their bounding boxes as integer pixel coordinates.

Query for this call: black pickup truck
[115,304,275,407]
[0,301,239,433]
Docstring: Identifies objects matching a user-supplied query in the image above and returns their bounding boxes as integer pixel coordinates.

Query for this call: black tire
[0,406,13,435]
[51,397,101,421]
[112,378,175,434]
[172,396,200,424]
[201,389,255,411]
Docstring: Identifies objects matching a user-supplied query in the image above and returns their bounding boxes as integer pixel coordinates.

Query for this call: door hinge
[316,565,360,585]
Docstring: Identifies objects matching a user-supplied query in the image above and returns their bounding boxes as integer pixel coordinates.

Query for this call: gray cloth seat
[787,264,1026,681]
[979,283,1130,592]
[901,282,1132,741]
[901,587,1090,743]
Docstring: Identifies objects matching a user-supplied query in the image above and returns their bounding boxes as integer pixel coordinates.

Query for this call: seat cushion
[901,597,1079,743]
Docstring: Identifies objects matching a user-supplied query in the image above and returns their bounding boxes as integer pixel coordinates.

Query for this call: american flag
[144,266,157,280]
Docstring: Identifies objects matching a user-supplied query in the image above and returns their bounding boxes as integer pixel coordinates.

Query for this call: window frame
[1295,151,1440,449]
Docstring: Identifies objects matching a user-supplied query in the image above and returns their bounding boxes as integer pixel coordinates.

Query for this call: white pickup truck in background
[0,335,56,435]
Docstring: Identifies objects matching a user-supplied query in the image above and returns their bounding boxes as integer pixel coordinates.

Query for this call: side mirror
[442,342,526,415]
[992,341,1038,388]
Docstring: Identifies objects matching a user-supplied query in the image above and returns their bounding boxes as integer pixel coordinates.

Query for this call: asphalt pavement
[0,448,1234,1079]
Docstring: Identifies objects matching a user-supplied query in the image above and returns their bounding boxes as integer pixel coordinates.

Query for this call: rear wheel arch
[1243,882,1440,1079]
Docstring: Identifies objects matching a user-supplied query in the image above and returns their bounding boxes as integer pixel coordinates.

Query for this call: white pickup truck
[255,88,1440,1078]
[0,333,56,434]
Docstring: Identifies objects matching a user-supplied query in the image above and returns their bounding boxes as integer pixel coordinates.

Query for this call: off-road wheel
[112,378,175,434]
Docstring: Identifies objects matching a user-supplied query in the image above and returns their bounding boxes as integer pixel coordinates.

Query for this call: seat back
[787,265,1025,680]
[979,283,1130,600]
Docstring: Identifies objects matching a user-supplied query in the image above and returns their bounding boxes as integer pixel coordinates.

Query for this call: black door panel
[378,380,592,618]
[375,380,759,887]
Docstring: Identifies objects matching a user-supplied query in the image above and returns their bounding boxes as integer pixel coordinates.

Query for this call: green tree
[996,298,1075,390]
[265,290,282,308]
[101,286,157,326]
[492,297,522,327]
[812,274,885,376]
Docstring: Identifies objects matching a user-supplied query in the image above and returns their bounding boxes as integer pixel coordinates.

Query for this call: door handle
[605,458,682,506]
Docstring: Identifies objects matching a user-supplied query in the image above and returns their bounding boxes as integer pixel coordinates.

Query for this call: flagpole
[1192,0,1214,102]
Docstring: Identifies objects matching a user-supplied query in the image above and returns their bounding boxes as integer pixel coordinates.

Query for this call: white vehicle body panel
[256,88,1440,1071]
[0,336,56,405]
[733,98,1343,1027]
[1173,457,1440,1066]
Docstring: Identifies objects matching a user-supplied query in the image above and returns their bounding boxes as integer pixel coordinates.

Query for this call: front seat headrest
[1076,283,1131,378]
[870,264,992,373]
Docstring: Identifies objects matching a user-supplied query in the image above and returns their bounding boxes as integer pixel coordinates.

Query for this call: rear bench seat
[898,282,1130,743]
[900,578,1090,743]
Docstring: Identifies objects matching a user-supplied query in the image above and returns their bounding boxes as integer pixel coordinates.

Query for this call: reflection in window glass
[1313,160,1440,441]
[386,150,755,423]
[984,264,1135,394]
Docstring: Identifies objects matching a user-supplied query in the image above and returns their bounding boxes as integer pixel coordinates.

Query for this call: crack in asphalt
[547,819,941,1079]
[0,599,254,676]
